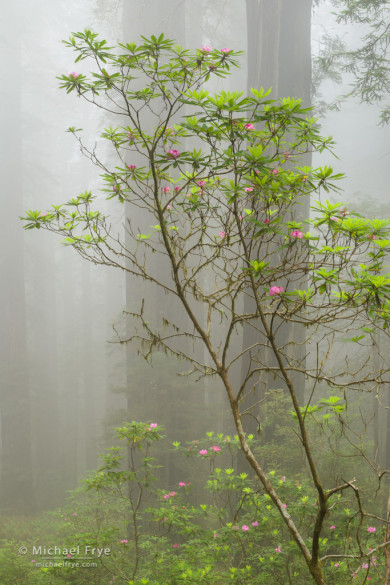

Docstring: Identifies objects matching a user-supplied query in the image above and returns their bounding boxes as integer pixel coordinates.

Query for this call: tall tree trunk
[241,0,312,444]
[0,6,35,512]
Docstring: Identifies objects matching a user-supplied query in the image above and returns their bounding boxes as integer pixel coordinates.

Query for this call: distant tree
[315,0,390,124]
[22,32,390,584]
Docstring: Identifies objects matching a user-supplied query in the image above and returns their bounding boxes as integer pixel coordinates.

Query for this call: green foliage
[0,423,386,584]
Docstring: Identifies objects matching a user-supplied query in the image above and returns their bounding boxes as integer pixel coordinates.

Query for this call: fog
[1,0,389,569]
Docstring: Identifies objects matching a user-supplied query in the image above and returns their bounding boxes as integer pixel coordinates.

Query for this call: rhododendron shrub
[3,423,381,585]
[22,32,390,584]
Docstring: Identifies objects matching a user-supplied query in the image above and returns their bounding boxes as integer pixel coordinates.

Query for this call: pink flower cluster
[69,72,80,79]
[269,286,284,296]
[146,422,158,432]
[244,187,253,193]
[163,491,177,500]
[367,526,376,533]
[290,229,304,239]
[167,149,180,158]
[201,45,211,53]
[127,164,136,170]
[221,47,231,53]
[178,481,190,487]
[200,446,221,455]
[120,539,128,544]
[218,230,226,239]
[244,123,255,130]
[162,186,170,193]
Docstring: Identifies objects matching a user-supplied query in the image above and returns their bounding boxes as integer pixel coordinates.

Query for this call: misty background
[1,0,389,513]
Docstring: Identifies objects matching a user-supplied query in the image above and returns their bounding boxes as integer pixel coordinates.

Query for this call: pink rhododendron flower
[269,286,284,296]
[167,205,171,210]
[244,187,253,192]
[120,539,128,544]
[201,45,211,53]
[282,503,287,509]
[366,234,377,240]
[290,229,304,239]
[263,218,270,224]
[150,423,158,428]
[72,512,77,516]
[67,554,72,558]
[69,72,80,79]
[245,123,255,130]
[331,216,341,222]
[281,476,286,482]
[362,563,369,569]
[271,168,279,175]
[199,449,208,455]
[218,231,226,239]
[174,186,181,192]
[173,543,179,549]
[368,526,376,533]
[127,164,136,170]
[169,492,177,497]
[213,533,218,538]
[162,186,170,193]
[242,525,249,531]
[163,494,170,499]
[197,180,206,186]
[113,185,119,192]
[330,525,335,530]
[221,47,231,53]
[275,546,281,553]
[167,149,180,158]
[179,482,186,487]
[251,521,259,527]
[211,446,221,452]
[334,563,339,567]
